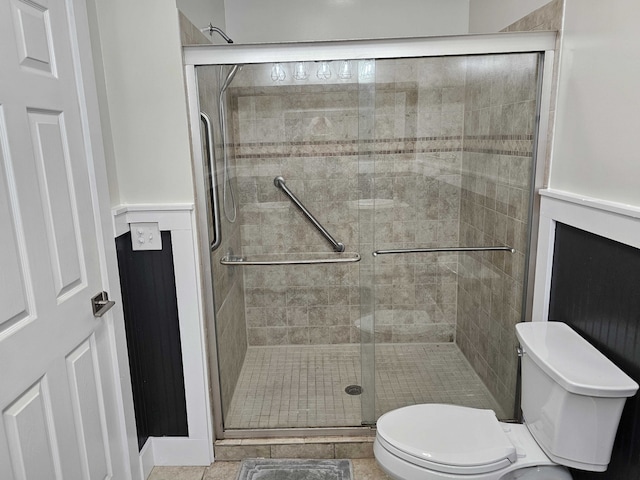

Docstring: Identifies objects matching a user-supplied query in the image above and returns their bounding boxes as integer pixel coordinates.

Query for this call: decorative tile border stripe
[463,134,534,157]
[232,134,533,159]
[234,136,463,159]
[465,135,534,140]
[236,136,463,147]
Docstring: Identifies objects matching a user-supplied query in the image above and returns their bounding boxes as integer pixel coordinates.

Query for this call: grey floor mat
[236,459,352,480]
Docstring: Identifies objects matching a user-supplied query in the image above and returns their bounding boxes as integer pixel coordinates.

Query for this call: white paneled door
[0,0,132,479]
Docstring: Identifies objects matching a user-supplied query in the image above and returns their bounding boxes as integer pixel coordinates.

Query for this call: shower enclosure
[184,32,555,438]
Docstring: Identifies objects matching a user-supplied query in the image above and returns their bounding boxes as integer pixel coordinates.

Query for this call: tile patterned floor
[148,459,392,480]
[226,345,362,428]
[225,343,506,429]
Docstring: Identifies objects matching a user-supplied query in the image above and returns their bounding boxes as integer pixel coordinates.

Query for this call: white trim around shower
[183,31,557,66]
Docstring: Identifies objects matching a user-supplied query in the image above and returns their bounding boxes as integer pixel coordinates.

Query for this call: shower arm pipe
[200,111,222,251]
[201,23,234,43]
[274,176,345,253]
[372,246,516,256]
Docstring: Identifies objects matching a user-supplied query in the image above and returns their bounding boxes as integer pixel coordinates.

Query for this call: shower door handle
[372,245,515,256]
[201,111,222,251]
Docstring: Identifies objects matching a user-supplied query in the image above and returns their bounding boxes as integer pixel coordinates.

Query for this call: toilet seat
[376,404,517,475]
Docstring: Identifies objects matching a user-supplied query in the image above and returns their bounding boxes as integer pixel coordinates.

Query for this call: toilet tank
[516,322,638,472]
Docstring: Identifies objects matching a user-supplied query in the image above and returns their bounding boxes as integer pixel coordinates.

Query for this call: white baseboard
[139,437,212,479]
[139,440,155,480]
[149,437,213,466]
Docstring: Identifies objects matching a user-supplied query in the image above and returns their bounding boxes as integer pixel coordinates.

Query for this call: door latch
[91,291,116,317]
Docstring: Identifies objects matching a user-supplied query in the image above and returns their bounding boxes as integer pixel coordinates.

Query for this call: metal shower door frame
[183,31,557,441]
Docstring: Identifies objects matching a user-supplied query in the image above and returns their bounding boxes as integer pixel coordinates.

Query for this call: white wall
[86,0,120,206]
[177,0,226,38]
[90,0,194,206]
[549,0,640,206]
[225,0,470,43]
[468,0,552,33]
[89,0,473,208]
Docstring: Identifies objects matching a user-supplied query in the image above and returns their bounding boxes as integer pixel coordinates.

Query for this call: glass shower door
[199,58,385,430]
[367,53,542,422]
[195,49,542,432]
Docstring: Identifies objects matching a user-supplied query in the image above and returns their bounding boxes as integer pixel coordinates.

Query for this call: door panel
[3,377,63,480]
[10,0,57,75]
[28,109,86,299]
[0,111,35,338]
[66,336,111,480]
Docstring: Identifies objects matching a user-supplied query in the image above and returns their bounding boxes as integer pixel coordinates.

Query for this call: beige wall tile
[271,443,334,459]
[213,445,270,461]
[335,442,374,459]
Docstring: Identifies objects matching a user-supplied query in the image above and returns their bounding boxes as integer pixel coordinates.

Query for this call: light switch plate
[130,222,162,251]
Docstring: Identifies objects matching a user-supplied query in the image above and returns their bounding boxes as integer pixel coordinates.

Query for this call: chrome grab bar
[200,112,222,251]
[220,252,360,265]
[274,176,345,253]
[372,246,515,256]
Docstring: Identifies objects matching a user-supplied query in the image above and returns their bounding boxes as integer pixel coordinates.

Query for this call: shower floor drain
[345,385,362,395]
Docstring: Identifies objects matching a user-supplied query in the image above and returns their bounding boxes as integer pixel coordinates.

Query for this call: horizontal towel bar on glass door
[372,246,515,256]
[220,252,361,265]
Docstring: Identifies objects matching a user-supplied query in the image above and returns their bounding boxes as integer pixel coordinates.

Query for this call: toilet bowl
[374,322,638,480]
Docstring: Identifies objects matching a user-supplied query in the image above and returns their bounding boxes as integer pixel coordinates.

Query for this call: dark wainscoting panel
[549,222,640,479]
[116,231,188,450]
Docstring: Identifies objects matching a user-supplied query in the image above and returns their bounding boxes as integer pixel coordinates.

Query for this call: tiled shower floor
[225,343,507,429]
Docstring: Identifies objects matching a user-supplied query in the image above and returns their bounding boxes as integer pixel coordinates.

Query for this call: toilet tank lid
[516,322,639,398]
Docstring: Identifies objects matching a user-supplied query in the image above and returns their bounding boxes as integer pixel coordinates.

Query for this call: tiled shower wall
[232,80,362,346]
[456,53,539,415]
[503,0,564,189]
[228,58,468,346]
[369,59,465,344]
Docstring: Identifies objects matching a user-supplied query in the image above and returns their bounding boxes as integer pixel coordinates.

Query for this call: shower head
[201,23,234,43]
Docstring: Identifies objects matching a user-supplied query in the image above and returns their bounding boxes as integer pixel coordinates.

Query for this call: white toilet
[374,322,639,480]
